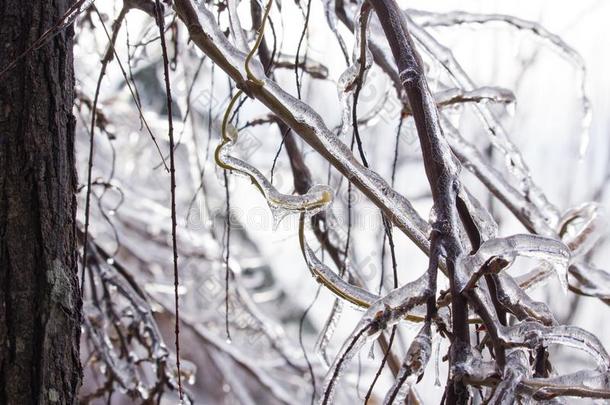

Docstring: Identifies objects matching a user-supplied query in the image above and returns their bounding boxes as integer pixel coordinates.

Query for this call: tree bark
[0,0,81,403]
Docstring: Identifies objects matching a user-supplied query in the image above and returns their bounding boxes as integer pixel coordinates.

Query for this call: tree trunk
[0,0,81,403]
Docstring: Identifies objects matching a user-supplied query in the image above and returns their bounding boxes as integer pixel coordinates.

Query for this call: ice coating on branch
[322,0,350,63]
[172,307,297,404]
[406,15,563,229]
[309,205,379,363]
[178,0,435,253]
[568,262,610,303]
[495,273,557,325]
[521,369,610,400]
[60,0,95,33]
[186,0,267,81]
[173,2,610,402]
[432,86,515,110]
[364,15,410,99]
[513,203,606,293]
[456,234,570,292]
[260,79,433,252]
[441,116,555,235]
[457,348,497,382]
[411,9,593,158]
[457,187,498,242]
[347,83,395,130]
[216,122,333,226]
[515,265,556,292]
[318,275,429,404]
[383,323,432,404]
[505,322,610,370]
[109,185,309,379]
[488,349,531,405]
[337,3,373,137]
[558,203,606,258]
[299,214,379,308]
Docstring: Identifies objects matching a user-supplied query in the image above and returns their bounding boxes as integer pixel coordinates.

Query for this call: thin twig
[154,0,183,398]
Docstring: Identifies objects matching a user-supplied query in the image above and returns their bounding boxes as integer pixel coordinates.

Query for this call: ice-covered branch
[174,0,433,254]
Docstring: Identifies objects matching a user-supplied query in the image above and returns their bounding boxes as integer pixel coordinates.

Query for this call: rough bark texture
[0,0,81,403]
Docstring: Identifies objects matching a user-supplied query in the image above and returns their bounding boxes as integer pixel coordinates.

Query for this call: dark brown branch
[366,0,470,402]
[154,0,183,398]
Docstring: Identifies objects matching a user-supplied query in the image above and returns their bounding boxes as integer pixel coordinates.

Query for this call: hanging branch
[153,0,183,399]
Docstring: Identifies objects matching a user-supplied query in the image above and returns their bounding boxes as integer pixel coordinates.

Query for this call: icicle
[578,100,592,159]
[315,298,345,367]
[227,0,249,52]
[433,337,442,387]
[368,342,376,360]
